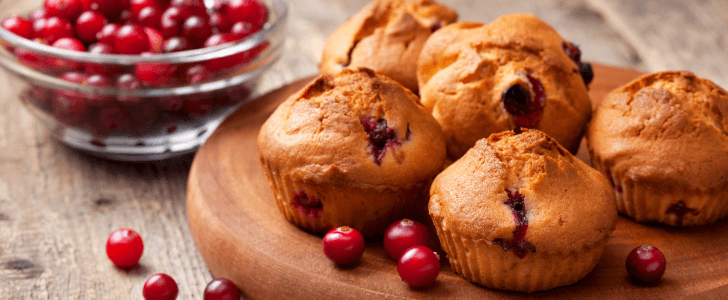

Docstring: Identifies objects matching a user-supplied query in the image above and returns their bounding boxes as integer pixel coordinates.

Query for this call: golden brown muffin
[429,130,617,292]
[257,68,447,236]
[587,71,728,226]
[418,14,593,160]
[319,0,457,93]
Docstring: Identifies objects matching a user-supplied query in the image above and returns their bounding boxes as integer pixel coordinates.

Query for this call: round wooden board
[187,64,728,299]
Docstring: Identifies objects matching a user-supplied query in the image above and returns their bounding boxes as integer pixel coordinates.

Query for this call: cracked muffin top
[319,0,457,93]
[429,130,617,255]
[417,14,592,159]
[257,67,446,189]
[587,71,728,190]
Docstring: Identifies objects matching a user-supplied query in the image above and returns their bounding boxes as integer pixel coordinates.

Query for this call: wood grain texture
[188,64,728,299]
[1,0,726,298]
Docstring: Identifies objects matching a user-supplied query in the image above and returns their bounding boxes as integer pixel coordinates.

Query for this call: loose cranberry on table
[397,245,440,288]
[626,244,666,284]
[105,228,144,269]
[204,278,241,300]
[143,273,179,300]
[322,226,365,266]
[384,219,429,261]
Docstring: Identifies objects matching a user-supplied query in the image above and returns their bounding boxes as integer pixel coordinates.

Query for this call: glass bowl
[0,0,287,161]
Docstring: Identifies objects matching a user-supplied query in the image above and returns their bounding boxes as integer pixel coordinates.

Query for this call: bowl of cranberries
[0,0,287,160]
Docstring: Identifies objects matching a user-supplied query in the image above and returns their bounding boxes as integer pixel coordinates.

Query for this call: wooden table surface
[1,0,726,299]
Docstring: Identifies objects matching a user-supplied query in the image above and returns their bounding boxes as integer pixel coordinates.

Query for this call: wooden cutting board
[186,64,728,299]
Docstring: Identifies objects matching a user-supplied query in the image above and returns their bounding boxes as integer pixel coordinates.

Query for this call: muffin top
[417,14,592,159]
[588,71,728,191]
[429,130,617,255]
[257,68,447,189]
[319,0,457,93]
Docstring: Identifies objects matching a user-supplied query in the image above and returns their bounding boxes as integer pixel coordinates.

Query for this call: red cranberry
[159,5,207,38]
[185,64,210,84]
[105,228,144,269]
[14,39,53,70]
[170,0,208,19]
[225,0,268,28]
[144,27,164,53]
[51,37,86,70]
[117,73,144,105]
[45,0,83,21]
[96,23,120,45]
[75,11,107,44]
[158,96,183,112]
[85,74,115,106]
[2,16,34,40]
[580,62,594,86]
[85,43,122,75]
[137,6,163,28]
[493,190,535,259]
[143,273,179,300]
[182,15,212,47]
[626,244,666,284]
[117,10,134,24]
[135,53,176,86]
[209,12,231,33]
[384,219,429,261]
[230,21,255,39]
[162,36,190,52]
[93,102,130,135]
[30,8,48,23]
[82,0,124,19]
[38,16,74,44]
[129,0,163,17]
[202,33,258,72]
[502,74,544,130]
[114,24,150,54]
[290,191,323,219]
[203,278,241,300]
[360,117,400,165]
[182,97,212,117]
[322,226,365,265]
[397,245,440,287]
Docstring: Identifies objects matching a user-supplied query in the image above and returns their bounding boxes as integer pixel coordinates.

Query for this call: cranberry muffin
[418,14,593,160]
[429,130,617,292]
[319,0,457,93]
[587,71,728,226]
[257,68,447,236]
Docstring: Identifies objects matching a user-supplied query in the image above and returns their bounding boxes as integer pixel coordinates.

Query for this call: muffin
[319,0,458,93]
[257,68,447,236]
[587,71,728,226]
[418,14,593,160]
[429,130,617,292]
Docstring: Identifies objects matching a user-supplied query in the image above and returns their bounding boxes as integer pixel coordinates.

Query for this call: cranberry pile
[3,0,268,139]
[322,219,441,288]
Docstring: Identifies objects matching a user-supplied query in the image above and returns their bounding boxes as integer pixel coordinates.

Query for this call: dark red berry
[626,244,666,284]
[322,226,365,265]
[226,0,268,28]
[116,73,144,105]
[397,245,440,287]
[143,273,179,300]
[38,16,74,44]
[209,12,230,33]
[82,0,124,19]
[96,23,119,45]
[230,21,255,39]
[75,11,107,43]
[185,64,210,84]
[136,6,163,28]
[182,97,211,117]
[105,228,144,269]
[45,0,83,21]
[384,219,430,261]
[182,15,212,47]
[114,24,150,54]
[159,96,183,112]
[170,0,208,18]
[135,52,176,86]
[580,62,594,86]
[14,39,53,70]
[360,117,400,165]
[501,74,544,129]
[117,9,134,24]
[129,0,163,17]
[162,36,190,52]
[2,16,34,40]
[93,102,130,135]
[144,27,164,53]
[85,42,122,75]
[493,190,535,259]
[203,278,241,300]
[85,74,115,106]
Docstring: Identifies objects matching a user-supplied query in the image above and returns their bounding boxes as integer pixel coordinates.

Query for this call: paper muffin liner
[590,154,728,227]
[431,218,607,292]
[259,156,432,236]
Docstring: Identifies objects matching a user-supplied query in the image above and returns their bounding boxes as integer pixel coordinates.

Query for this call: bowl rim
[0,0,288,65]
